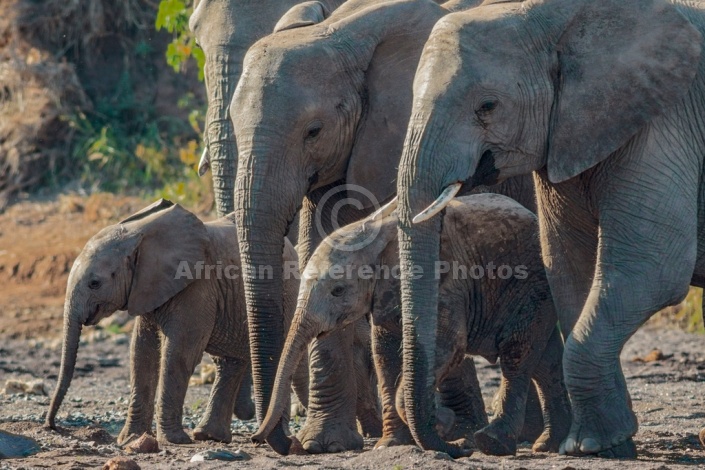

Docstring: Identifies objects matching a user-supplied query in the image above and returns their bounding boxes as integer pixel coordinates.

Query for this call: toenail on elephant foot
[298,423,364,454]
[474,423,517,456]
[596,438,637,459]
[193,426,232,443]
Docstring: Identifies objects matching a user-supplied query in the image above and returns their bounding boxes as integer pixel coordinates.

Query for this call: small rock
[432,451,451,460]
[190,449,251,462]
[102,457,141,470]
[125,433,159,454]
[632,349,670,363]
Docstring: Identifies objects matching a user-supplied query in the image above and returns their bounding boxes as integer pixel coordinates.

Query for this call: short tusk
[370,196,398,222]
[198,147,210,177]
[412,183,462,224]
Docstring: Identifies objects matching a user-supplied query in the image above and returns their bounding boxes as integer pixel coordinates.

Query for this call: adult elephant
[395,0,705,458]
[230,0,537,455]
[189,0,384,450]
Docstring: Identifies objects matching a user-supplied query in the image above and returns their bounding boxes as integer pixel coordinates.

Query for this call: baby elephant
[45,199,306,444]
[253,193,571,456]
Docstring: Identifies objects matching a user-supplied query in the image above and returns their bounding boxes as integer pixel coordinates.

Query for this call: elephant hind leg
[353,318,383,438]
[194,355,249,443]
[529,326,571,453]
[437,356,488,442]
[233,368,255,421]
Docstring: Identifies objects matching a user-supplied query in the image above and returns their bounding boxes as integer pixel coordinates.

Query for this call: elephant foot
[558,391,637,459]
[234,398,255,421]
[157,428,192,445]
[297,419,363,454]
[532,429,561,453]
[474,421,517,456]
[358,412,383,438]
[374,426,415,449]
[117,422,151,446]
[193,423,232,443]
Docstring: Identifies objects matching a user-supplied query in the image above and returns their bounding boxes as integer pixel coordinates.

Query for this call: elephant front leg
[560,172,696,459]
[118,316,160,445]
[194,356,248,443]
[371,324,414,449]
[529,327,571,453]
[438,356,488,443]
[353,317,383,438]
[297,326,363,453]
[156,327,210,444]
[233,368,255,421]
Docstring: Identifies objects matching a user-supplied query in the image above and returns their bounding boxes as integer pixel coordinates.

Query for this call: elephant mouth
[84,305,103,326]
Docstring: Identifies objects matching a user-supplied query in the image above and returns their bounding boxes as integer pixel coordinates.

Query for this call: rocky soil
[1,195,705,469]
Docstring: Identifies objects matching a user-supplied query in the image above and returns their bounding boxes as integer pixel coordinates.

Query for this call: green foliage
[67,70,209,206]
[156,0,205,80]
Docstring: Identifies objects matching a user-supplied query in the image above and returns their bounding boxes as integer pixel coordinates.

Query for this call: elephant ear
[340,0,446,208]
[274,1,330,33]
[546,0,701,183]
[125,203,210,316]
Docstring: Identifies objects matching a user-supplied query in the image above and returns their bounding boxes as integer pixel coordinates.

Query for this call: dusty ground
[1,194,705,469]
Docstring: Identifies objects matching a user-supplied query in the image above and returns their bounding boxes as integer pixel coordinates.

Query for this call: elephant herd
[44,0,705,461]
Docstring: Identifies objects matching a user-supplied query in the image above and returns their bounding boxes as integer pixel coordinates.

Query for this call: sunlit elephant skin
[253,194,571,457]
[45,199,307,445]
[396,0,705,458]
[190,0,387,453]
[230,0,537,454]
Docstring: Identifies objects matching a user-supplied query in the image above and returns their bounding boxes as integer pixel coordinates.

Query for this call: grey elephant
[394,0,705,458]
[229,0,537,454]
[44,199,308,445]
[189,0,386,449]
[252,194,571,456]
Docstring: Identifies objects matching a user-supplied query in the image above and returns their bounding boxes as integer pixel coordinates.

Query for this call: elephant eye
[88,279,102,290]
[477,100,498,114]
[306,124,322,140]
[331,285,346,297]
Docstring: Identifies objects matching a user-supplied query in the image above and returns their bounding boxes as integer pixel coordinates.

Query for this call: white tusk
[198,147,210,177]
[370,196,398,222]
[412,183,462,224]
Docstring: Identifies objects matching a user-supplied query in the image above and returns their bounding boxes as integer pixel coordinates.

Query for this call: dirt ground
[1,194,705,469]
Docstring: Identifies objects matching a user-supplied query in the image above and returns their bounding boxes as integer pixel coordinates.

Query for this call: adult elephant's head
[396,0,700,455]
[45,200,209,430]
[189,0,346,216]
[230,0,446,453]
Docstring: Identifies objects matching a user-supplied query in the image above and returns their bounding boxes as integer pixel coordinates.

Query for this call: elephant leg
[353,317,383,438]
[292,353,310,414]
[371,323,414,449]
[473,364,532,456]
[295,183,370,453]
[297,326,363,453]
[156,316,211,444]
[559,161,697,458]
[118,316,160,445]
[233,368,255,421]
[194,355,248,443]
[529,327,571,453]
[437,356,488,443]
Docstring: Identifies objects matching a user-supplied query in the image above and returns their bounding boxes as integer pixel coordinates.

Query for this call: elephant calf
[45,199,307,444]
[253,194,571,456]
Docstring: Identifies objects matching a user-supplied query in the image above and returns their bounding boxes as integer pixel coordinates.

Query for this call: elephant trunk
[251,308,319,453]
[235,147,305,454]
[204,51,240,217]
[45,304,83,429]
[396,115,479,458]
